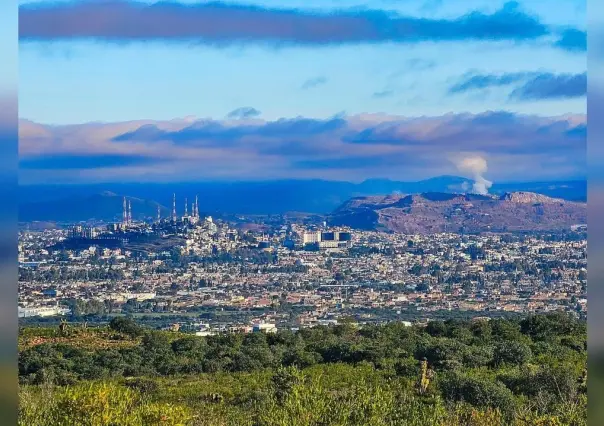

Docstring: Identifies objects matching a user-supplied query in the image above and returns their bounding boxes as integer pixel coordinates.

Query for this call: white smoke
[453,155,492,195]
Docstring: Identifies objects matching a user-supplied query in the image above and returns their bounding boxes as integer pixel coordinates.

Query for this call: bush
[282,348,322,368]
[122,377,159,394]
[492,340,532,366]
[394,357,420,378]
[463,345,494,367]
[499,365,578,404]
[17,315,587,425]
[520,313,580,340]
[439,373,516,418]
[108,317,143,337]
[560,336,585,352]
[19,382,191,426]
[417,339,468,369]
[425,320,447,337]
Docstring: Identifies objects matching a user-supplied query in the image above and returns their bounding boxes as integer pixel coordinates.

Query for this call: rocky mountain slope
[329,192,586,234]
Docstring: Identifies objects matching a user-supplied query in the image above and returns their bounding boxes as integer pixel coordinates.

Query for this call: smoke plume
[453,155,492,195]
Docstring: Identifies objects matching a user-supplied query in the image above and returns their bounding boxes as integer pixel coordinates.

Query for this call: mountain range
[19,191,168,223]
[330,191,586,234]
[18,177,586,222]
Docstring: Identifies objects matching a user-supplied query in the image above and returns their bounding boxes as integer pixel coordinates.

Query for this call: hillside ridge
[330,191,585,234]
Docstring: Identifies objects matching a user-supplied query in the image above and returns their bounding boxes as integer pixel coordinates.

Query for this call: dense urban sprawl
[18,211,587,333]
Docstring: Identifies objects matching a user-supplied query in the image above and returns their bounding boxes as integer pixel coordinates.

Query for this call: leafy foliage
[19,313,586,425]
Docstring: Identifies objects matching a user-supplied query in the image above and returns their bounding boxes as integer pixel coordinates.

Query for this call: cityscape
[16,0,588,424]
[18,191,587,334]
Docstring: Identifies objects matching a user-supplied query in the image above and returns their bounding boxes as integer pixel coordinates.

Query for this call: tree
[109,316,143,337]
[493,341,532,366]
[440,373,516,418]
[425,320,447,337]
[272,366,302,403]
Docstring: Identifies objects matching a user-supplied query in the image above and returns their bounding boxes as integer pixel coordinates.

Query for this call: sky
[1,0,18,183]
[18,0,586,185]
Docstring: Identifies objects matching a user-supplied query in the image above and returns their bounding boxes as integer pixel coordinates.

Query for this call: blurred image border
[588,0,603,424]
[0,0,18,423]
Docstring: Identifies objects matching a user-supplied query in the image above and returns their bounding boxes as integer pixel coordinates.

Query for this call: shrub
[439,373,516,418]
[492,340,532,366]
[108,317,142,337]
[19,382,192,426]
[394,357,420,378]
[122,377,159,394]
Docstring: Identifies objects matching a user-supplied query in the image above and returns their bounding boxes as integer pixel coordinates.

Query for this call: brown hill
[329,192,586,234]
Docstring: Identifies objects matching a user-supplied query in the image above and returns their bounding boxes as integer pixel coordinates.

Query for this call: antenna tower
[172,193,177,222]
[122,197,127,225]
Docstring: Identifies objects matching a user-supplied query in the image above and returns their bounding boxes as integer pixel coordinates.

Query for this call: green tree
[109,317,143,337]
[492,341,532,366]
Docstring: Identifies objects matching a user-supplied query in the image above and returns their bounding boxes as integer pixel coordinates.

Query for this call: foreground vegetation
[19,312,587,425]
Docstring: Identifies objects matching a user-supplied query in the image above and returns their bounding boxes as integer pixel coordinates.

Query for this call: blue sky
[0,0,18,184]
[18,0,586,184]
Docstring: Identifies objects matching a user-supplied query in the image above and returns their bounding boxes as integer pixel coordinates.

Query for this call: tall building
[70,225,98,239]
[302,230,353,250]
[70,225,83,238]
[302,231,322,245]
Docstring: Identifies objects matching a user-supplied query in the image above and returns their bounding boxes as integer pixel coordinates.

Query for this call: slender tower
[157,205,161,223]
[195,195,199,218]
[122,197,127,226]
[184,198,188,218]
[128,200,132,225]
[172,193,177,222]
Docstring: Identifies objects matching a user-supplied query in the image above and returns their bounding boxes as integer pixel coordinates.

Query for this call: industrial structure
[166,193,201,224]
[122,197,133,227]
[172,193,177,222]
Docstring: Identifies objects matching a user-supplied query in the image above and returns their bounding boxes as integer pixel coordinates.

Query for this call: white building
[18,306,71,318]
[303,231,322,244]
[252,323,277,333]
